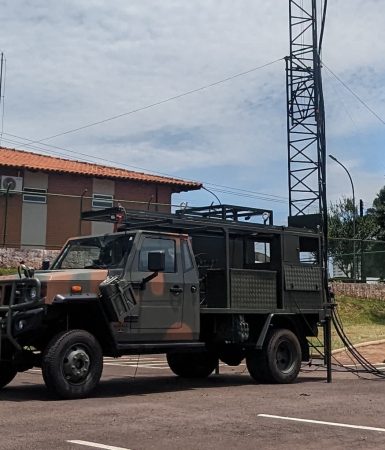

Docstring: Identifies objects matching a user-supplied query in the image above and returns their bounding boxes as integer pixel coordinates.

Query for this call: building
[0,147,201,249]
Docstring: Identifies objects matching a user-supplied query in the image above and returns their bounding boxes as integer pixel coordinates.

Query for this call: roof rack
[175,204,273,224]
[80,204,275,236]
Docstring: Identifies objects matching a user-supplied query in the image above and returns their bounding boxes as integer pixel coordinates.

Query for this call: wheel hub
[276,341,294,373]
[63,346,90,383]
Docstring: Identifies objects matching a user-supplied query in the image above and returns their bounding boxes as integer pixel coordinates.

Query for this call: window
[181,240,194,272]
[92,193,113,209]
[23,187,47,204]
[139,238,176,272]
[299,236,319,264]
[254,241,270,263]
[52,235,134,269]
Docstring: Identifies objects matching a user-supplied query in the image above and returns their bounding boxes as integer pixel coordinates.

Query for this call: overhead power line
[323,62,385,126]
[0,56,288,205]
[0,134,287,204]
[24,57,284,145]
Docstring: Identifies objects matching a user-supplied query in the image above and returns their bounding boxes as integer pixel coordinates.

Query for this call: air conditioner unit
[1,176,23,192]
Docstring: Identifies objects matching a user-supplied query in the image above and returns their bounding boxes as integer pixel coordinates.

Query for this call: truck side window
[299,236,319,264]
[139,237,176,273]
[254,241,270,263]
[181,240,194,272]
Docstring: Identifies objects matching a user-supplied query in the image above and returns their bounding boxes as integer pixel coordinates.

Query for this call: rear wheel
[167,351,218,378]
[246,328,301,384]
[0,364,17,389]
[42,329,103,399]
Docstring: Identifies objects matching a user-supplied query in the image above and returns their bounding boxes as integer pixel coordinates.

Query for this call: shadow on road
[0,372,325,402]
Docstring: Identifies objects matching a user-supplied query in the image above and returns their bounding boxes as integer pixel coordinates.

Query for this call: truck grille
[0,280,40,307]
[0,283,13,306]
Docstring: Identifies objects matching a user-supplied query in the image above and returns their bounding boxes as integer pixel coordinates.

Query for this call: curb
[332,339,385,355]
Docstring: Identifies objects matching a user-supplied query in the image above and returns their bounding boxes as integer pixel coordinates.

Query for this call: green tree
[367,186,385,239]
[328,198,377,279]
[365,186,385,279]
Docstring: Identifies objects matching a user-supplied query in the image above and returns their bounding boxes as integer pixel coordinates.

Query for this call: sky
[0,0,384,225]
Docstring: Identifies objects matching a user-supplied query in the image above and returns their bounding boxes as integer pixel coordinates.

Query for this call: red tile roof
[0,147,202,192]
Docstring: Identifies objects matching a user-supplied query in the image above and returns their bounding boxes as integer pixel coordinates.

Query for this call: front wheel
[42,329,103,399]
[0,364,17,389]
[246,328,302,384]
[167,351,218,378]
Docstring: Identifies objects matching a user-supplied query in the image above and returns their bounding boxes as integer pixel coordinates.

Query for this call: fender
[255,313,310,360]
[255,313,274,349]
[52,294,119,356]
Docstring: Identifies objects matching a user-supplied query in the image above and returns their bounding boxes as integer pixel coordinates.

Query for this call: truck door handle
[170,286,183,294]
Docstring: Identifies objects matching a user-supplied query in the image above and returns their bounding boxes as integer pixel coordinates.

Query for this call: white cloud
[0,0,384,215]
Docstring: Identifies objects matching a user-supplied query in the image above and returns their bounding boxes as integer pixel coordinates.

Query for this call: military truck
[0,204,329,399]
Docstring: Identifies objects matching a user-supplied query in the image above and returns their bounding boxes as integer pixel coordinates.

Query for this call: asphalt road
[1,355,385,450]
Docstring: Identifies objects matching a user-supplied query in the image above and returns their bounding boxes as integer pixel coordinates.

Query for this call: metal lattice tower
[286,0,331,384]
[286,0,326,224]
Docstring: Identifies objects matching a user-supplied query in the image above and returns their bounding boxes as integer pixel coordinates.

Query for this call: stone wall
[332,282,385,300]
[0,247,60,269]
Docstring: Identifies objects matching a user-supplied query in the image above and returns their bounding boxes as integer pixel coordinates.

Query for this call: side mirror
[41,259,50,270]
[148,251,165,273]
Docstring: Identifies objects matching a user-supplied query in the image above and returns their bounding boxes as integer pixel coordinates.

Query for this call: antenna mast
[286,0,331,382]
[286,0,326,227]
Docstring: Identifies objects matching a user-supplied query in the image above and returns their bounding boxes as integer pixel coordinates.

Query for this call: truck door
[132,235,184,332]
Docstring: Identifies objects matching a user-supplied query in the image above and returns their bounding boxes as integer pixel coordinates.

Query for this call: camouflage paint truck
[0,205,329,399]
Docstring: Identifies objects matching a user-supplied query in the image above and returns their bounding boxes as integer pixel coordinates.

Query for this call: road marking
[103,363,170,370]
[258,414,385,433]
[67,440,131,450]
[105,361,168,366]
[105,358,165,362]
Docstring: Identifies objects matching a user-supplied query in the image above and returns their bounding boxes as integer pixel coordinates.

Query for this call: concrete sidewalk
[332,340,385,365]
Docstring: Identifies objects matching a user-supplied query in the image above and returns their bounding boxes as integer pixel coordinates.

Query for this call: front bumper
[0,278,45,355]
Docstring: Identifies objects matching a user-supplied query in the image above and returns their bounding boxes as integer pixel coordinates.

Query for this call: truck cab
[49,230,201,342]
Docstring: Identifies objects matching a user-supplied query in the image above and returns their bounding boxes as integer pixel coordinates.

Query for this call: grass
[310,295,385,351]
[330,295,385,349]
[0,268,17,276]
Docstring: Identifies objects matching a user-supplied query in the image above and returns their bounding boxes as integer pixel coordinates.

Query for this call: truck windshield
[52,234,135,269]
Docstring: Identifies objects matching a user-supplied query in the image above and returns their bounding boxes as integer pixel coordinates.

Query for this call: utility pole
[0,53,4,107]
[79,189,88,235]
[328,154,356,282]
[0,52,5,145]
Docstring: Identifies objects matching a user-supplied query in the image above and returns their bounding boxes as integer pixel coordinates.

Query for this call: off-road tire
[246,328,302,384]
[42,329,103,399]
[0,364,17,389]
[167,351,218,378]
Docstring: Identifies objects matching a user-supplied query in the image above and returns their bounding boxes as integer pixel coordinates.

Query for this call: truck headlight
[29,287,37,301]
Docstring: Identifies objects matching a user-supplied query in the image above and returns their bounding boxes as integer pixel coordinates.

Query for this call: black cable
[323,63,385,126]
[22,58,284,145]
[0,134,288,205]
[331,306,385,378]
[205,183,287,201]
[292,295,385,380]
[202,187,221,205]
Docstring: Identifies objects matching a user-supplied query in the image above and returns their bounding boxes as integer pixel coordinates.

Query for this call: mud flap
[99,276,138,322]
